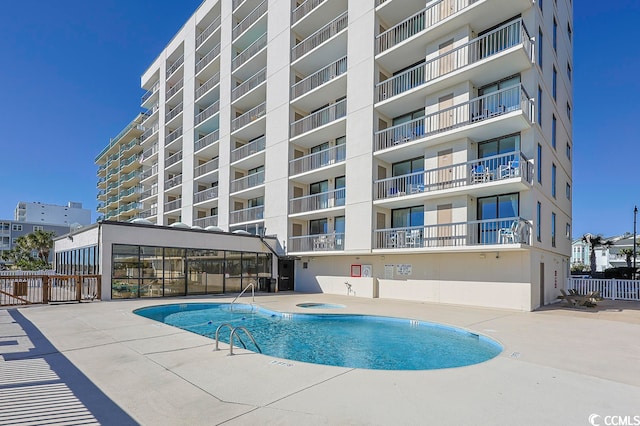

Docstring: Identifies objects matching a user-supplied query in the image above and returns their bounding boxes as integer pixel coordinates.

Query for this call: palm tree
[25,230,56,263]
[619,248,634,268]
[581,234,613,277]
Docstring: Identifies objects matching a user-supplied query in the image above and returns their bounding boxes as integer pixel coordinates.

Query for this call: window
[566,183,571,200]
[552,66,557,101]
[551,212,556,247]
[551,163,557,198]
[537,86,543,125]
[478,193,519,244]
[566,142,571,160]
[539,0,543,14]
[567,22,572,43]
[478,133,519,158]
[392,157,424,176]
[537,28,544,68]
[537,202,542,242]
[566,223,571,239]
[33,226,44,232]
[335,176,346,206]
[309,219,328,235]
[553,18,558,52]
[391,206,423,228]
[566,102,571,120]
[567,62,572,81]
[552,115,557,149]
[537,144,542,183]
[12,224,22,231]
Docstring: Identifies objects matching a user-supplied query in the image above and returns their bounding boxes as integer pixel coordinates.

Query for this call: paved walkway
[1,294,639,425]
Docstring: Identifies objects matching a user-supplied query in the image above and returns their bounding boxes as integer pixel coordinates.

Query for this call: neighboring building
[607,234,639,269]
[0,220,72,268]
[570,238,589,268]
[15,201,91,226]
[96,114,146,222]
[571,234,636,272]
[97,0,573,310]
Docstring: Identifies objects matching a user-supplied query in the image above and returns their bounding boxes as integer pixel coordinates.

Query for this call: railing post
[96,275,102,300]
[76,276,82,302]
[42,275,49,304]
[611,279,617,300]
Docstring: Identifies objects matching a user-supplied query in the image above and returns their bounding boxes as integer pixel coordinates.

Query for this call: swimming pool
[134,303,502,370]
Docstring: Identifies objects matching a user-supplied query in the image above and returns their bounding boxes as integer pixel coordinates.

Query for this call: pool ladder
[230,282,255,311]
[214,323,262,356]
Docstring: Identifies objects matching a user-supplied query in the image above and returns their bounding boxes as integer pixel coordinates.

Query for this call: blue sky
[0,1,638,239]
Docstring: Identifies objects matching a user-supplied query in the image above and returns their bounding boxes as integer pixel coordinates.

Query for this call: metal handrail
[232,32,267,70]
[166,55,184,78]
[195,101,220,125]
[291,56,347,99]
[196,43,221,74]
[290,98,346,137]
[229,326,262,355]
[231,282,255,307]
[166,79,184,99]
[195,72,220,99]
[195,130,219,151]
[292,11,348,61]
[214,323,234,350]
[196,16,221,47]
[233,0,267,39]
[232,67,267,102]
[292,0,326,24]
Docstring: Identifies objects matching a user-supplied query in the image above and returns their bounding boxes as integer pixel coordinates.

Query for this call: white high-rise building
[103,0,573,310]
[15,201,91,226]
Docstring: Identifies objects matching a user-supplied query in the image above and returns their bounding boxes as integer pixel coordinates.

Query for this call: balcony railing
[232,67,267,102]
[289,144,346,175]
[140,123,159,143]
[139,207,157,219]
[231,102,266,131]
[165,102,183,122]
[291,56,347,99]
[166,79,184,99]
[119,185,142,199]
[166,55,184,78]
[195,157,219,177]
[290,188,345,214]
[141,143,158,161]
[230,205,264,224]
[230,170,265,193]
[164,199,182,212]
[165,127,183,145]
[376,19,530,102]
[232,32,268,71]
[233,0,267,39]
[196,43,221,74]
[195,101,220,125]
[140,165,158,180]
[195,72,220,99]
[141,81,160,104]
[374,217,532,249]
[376,0,480,54]
[119,154,138,169]
[374,151,530,200]
[120,138,140,153]
[193,215,219,228]
[231,136,266,163]
[194,187,219,203]
[375,0,388,6]
[289,233,345,252]
[142,103,159,123]
[165,150,183,168]
[292,0,326,24]
[292,11,348,61]
[232,0,244,11]
[120,202,142,213]
[291,98,346,137]
[165,174,182,189]
[196,16,221,47]
[374,84,532,151]
[195,129,220,151]
[140,186,158,200]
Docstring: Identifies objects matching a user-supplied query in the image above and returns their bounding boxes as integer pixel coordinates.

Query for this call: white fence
[566,278,640,301]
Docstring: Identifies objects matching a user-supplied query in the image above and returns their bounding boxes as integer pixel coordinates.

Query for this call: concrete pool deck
[1,294,639,425]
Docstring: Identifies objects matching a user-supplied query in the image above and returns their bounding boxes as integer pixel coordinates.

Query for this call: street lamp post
[634,206,638,279]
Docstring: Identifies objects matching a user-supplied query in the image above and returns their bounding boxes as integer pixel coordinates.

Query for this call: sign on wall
[396,264,412,276]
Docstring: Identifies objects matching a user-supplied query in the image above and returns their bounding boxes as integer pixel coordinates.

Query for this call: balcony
[139,207,158,219]
[165,150,183,168]
[140,123,159,143]
[231,67,266,105]
[374,151,531,207]
[195,158,219,178]
[140,165,158,181]
[195,130,220,152]
[193,215,218,228]
[291,56,347,110]
[142,103,159,124]
[165,102,183,123]
[376,19,532,116]
[232,32,267,72]
[289,188,345,216]
[232,0,267,40]
[195,101,220,126]
[230,205,264,224]
[292,11,348,62]
[164,199,182,212]
[290,98,346,142]
[288,233,345,253]
[165,174,182,190]
[194,187,219,204]
[231,102,266,133]
[140,186,158,200]
[166,79,184,101]
[195,72,220,100]
[196,43,221,75]
[140,143,158,163]
[119,154,139,173]
[292,0,326,25]
[230,170,265,193]
[289,144,346,177]
[166,55,184,79]
[141,81,160,106]
[196,16,221,48]
[373,217,532,251]
[374,85,533,159]
[231,135,266,163]
[120,202,142,214]
[165,127,183,145]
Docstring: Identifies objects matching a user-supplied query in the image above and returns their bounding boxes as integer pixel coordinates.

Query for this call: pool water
[134,303,502,370]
